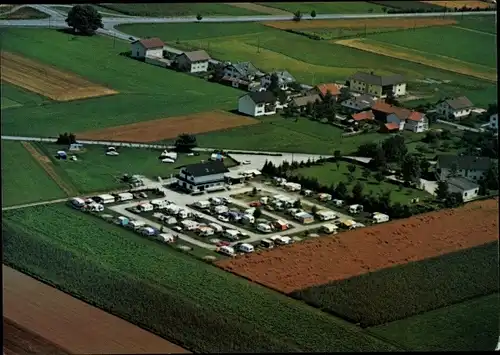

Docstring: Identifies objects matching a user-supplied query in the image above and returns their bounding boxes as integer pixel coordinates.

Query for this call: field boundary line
[451,25,496,36]
[20,142,77,196]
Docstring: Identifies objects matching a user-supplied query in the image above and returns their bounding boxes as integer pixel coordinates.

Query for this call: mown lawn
[0,28,242,136]
[2,204,400,353]
[118,22,497,107]
[99,3,266,16]
[369,293,500,351]
[261,2,385,14]
[1,141,66,207]
[290,242,499,328]
[291,160,431,203]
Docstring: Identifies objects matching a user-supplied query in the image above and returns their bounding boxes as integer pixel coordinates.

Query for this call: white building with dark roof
[238,91,277,117]
[176,161,229,193]
[435,155,493,181]
[175,50,211,73]
[131,38,165,59]
[435,96,474,119]
[348,72,406,98]
[447,177,480,202]
[260,70,296,90]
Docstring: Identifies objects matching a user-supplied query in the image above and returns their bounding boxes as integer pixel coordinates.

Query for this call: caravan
[137,203,154,212]
[194,200,211,209]
[208,223,224,233]
[151,199,169,210]
[372,212,389,224]
[348,204,364,214]
[256,223,272,233]
[117,192,134,202]
[96,194,115,204]
[316,210,337,221]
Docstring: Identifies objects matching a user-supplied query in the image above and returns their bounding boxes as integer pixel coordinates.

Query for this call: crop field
[260,2,386,13]
[3,265,189,354]
[1,28,241,137]
[369,293,500,351]
[215,198,499,294]
[335,38,496,82]
[1,97,22,110]
[291,160,431,204]
[455,15,497,34]
[119,22,497,108]
[98,2,266,16]
[367,1,444,10]
[1,82,49,109]
[2,204,400,353]
[1,141,66,207]
[1,52,118,101]
[290,242,499,326]
[422,1,494,9]
[0,6,49,19]
[77,110,259,142]
[35,143,236,194]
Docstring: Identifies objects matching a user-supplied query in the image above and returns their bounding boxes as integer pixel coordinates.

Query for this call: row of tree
[385,5,494,14]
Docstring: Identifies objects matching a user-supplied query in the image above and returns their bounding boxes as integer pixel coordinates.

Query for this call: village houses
[348,71,406,98]
[175,50,211,73]
[238,91,277,117]
[131,37,165,59]
[435,155,493,181]
[310,83,342,101]
[341,94,379,112]
[371,101,428,133]
[435,96,474,119]
[260,70,296,90]
[446,177,480,202]
[223,61,264,83]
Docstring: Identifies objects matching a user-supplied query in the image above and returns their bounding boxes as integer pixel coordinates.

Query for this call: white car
[242,160,251,165]
[218,215,229,222]
[106,151,119,156]
[172,226,182,232]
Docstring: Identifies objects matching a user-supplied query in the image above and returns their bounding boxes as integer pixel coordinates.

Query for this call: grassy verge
[2,204,400,352]
[0,7,49,20]
[290,242,499,327]
[260,2,386,14]
[98,3,266,16]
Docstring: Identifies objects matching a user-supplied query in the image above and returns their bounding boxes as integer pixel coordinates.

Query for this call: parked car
[242,160,251,165]
[218,215,230,222]
[172,226,182,232]
[249,201,261,207]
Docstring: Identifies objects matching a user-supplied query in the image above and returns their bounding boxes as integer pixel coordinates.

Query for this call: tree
[335,181,348,200]
[56,132,76,145]
[253,207,262,219]
[420,159,431,175]
[435,180,450,200]
[482,160,499,191]
[338,86,352,102]
[268,73,281,93]
[311,205,318,215]
[196,13,202,21]
[211,62,225,82]
[401,154,422,185]
[174,133,197,152]
[384,90,399,106]
[382,135,407,162]
[444,192,464,208]
[293,199,302,208]
[293,10,302,21]
[66,5,103,36]
[333,150,341,161]
[374,171,385,183]
[347,164,356,177]
[305,101,314,116]
[310,10,317,18]
[382,7,388,12]
[448,162,459,178]
[369,146,387,171]
[362,169,371,180]
[352,182,364,201]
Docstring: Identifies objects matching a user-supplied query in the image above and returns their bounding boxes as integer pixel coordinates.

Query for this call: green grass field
[0,28,242,137]
[1,97,22,110]
[1,141,66,207]
[98,3,266,16]
[35,143,235,194]
[1,82,50,109]
[117,22,497,107]
[456,15,497,34]
[367,1,444,10]
[0,6,49,20]
[260,2,386,14]
[2,204,400,352]
[369,293,500,351]
[50,5,130,17]
[366,26,496,68]
[290,160,431,203]
[290,242,499,327]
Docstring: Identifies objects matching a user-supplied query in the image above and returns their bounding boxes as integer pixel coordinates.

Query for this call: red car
[249,201,262,207]
[216,241,231,247]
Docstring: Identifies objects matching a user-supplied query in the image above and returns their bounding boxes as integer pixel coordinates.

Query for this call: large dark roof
[247,91,276,104]
[437,155,492,171]
[182,161,229,177]
[445,96,474,110]
[447,177,479,191]
[351,72,405,86]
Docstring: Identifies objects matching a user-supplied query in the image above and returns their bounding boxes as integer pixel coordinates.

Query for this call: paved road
[436,119,482,133]
[2,198,69,211]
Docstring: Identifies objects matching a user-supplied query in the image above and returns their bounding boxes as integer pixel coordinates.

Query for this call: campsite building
[435,96,474,119]
[238,92,277,117]
[176,161,229,193]
[348,72,406,98]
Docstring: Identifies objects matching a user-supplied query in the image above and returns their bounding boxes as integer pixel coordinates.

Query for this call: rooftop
[352,110,374,121]
[182,161,229,177]
[443,96,474,110]
[181,50,211,62]
[292,94,321,107]
[447,177,480,191]
[351,72,405,86]
[437,155,493,171]
[315,83,341,96]
[245,91,276,104]
[134,37,165,49]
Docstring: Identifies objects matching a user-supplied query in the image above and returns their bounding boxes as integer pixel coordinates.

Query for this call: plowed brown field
[0,52,118,101]
[3,265,190,354]
[263,17,457,30]
[216,199,499,293]
[422,1,494,9]
[77,110,259,142]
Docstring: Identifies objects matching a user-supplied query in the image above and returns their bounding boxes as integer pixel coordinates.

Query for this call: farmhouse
[176,161,229,193]
[260,70,296,90]
[292,94,321,111]
[311,83,342,100]
[341,94,379,112]
[348,72,406,98]
[489,113,497,130]
[435,155,493,181]
[131,38,165,59]
[435,96,474,119]
[238,91,277,117]
[223,61,264,82]
[447,177,480,202]
[372,102,428,133]
[175,50,211,73]
[352,110,375,122]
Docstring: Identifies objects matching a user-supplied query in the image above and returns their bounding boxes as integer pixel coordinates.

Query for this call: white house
[238,91,277,117]
[175,50,210,73]
[176,161,229,193]
[435,155,493,181]
[404,111,429,133]
[260,70,296,90]
[131,38,165,59]
[223,61,264,82]
[447,177,480,202]
[489,113,498,130]
[435,96,474,119]
[348,71,406,98]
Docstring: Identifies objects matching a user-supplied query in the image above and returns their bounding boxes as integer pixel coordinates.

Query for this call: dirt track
[216,199,499,294]
[422,1,494,9]
[0,52,118,101]
[264,17,457,30]
[77,110,259,142]
[225,2,292,15]
[3,265,190,354]
[335,38,496,82]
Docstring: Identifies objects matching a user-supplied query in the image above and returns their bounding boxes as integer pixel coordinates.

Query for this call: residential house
[435,96,474,119]
[447,177,480,202]
[175,50,211,73]
[260,70,296,90]
[292,94,321,111]
[435,155,493,181]
[348,71,406,98]
[238,91,277,117]
[489,113,498,130]
[176,161,229,193]
[351,110,375,123]
[341,94,378,112]
[311,83,342,101]
[404,111,429,133]
[372,101,428,133]
[131,38,165,59]
[219,76,251,90]
[223,62,264,83]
